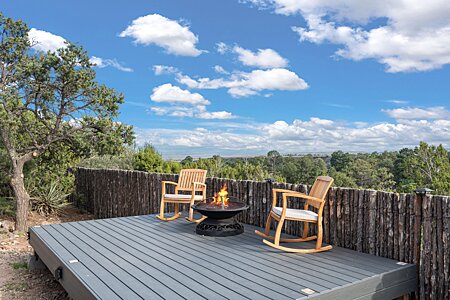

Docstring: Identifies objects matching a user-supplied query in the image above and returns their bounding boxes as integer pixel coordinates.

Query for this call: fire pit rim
[191,200,249,212]
[191,197,249,221]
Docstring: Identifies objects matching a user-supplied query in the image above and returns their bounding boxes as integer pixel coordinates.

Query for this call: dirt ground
[0,207,93,300]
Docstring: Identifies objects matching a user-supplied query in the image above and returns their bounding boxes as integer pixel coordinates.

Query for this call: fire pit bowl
[191,197,248,237]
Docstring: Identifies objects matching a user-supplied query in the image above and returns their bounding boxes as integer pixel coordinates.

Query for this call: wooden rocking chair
[156,169,207,222]
[255,176,334,253]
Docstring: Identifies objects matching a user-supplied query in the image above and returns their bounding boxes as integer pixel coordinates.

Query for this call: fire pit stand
[191,199,248,237]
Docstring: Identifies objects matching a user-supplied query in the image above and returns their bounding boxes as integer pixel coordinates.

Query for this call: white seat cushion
[163,194,204,201]
[272,207,318,221]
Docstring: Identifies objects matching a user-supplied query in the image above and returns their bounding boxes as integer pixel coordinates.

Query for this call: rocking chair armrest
[191,182,206,194]
[161,181,178,196]
[283,193,324,205]
[188,182,205,196]
[278,194,289,217]
[272,188,302,194]
[162,181,178,186]
[192,182,206,188]
[271,189,306,207]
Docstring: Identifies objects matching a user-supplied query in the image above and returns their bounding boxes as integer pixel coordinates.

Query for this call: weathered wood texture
[74,167,449,299]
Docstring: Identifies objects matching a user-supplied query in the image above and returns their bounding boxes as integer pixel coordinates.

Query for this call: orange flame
[212,184,229,207]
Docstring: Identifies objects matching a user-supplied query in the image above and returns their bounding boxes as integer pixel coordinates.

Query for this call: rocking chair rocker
[255,176,334,253]
[156,169,207,223]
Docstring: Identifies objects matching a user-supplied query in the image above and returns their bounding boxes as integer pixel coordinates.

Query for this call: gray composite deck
[29,214,417,300]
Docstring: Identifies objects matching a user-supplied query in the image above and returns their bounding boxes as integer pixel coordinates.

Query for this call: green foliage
[330,150,352,172]
[328,168,357,188]
[398,142,450,194]
[132,145,182,174]
[0,196,15,216]
[344,156,395,190]
[28,180,70,216]
[0,41,134,157]
[181,156,270,180]
[230,160,270,181]
[0,13,134,225]
[279,155,327,185]
[125,142,450,195]
[70,120,135,158]
[0,142,11,197]
[266,150,282,175]
[161,160,182,174]
[180,156,194,165]
[25,143,78,195]
[78,152,134,170]
[133,144,165,172]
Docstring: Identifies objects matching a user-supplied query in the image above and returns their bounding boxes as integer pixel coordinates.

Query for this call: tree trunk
[10,160,29,232]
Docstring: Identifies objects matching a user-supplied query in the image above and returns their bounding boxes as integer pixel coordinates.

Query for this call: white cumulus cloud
[196,110,235,120]
[233,46,288,68]
[151,83,210,105]
[135,114,450,157]
[150,84,235,120]
[178,68,308,98]
[119,14,204,56]
[151,105,235,120]
[244,0,450,72]
[262,117,450,152]
[382,106,450,120]
[28,28,67,52]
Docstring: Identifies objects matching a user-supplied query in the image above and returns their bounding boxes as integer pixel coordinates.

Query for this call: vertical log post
[264,178,275,232]
[414,188,432,299]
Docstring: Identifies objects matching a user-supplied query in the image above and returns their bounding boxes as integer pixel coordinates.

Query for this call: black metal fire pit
[191,198,248,237]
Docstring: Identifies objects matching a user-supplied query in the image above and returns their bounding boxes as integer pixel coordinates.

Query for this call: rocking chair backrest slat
[177,169,207,191]
[307,176,334,208]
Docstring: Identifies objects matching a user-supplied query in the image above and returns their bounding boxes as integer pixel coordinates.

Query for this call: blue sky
[3,0,450,158]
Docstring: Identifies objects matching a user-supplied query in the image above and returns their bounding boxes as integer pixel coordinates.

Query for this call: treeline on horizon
[1,140,450,203]
[82,141,450,196]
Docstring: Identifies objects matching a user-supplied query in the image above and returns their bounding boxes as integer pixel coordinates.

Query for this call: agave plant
[29,181,70,216]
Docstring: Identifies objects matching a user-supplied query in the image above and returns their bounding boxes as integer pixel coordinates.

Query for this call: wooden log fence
[74,167,449,300]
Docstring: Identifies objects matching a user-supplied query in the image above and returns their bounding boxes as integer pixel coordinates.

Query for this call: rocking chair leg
[188,204,194,221]
[156,201,181,221]
[186,201,207,223]
[157,200,165,219]
[273,217,285,245]
[264,213,272,236]
[255,213,273,238]
[302,222,309,239]
[316,219,324,249]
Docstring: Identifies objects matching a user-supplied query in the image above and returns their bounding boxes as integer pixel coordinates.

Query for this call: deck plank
[138,216,384,277]
[58,222,199,300]
[30,226,120,300]
[74,221,236,300]
[124,217,349,288]
[30,213,417,300]
[99,218,294,299]
[44,225,156,299]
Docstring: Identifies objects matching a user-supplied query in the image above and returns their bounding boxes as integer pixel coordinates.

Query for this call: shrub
[78,153,134,170]
[0,196,15,216]
[29,181,70,216]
